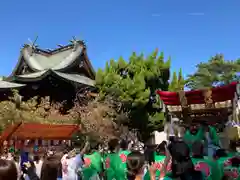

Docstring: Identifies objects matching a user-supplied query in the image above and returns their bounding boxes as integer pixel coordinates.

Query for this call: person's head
[40,155,61,180]
[156,141,167,155]
[89,140,100,153]
[169,141,195,178]
[127,151,145,180]
[169,136,175,142]
[120,139,128,150]
[0,159,18,180]
[33,155,40,163]
[63,147,69,155]
[190,125,198,135]
[192,141,204,158]
[13,155,19,162]
[108,138,119,152]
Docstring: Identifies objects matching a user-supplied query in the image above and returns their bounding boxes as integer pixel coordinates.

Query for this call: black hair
[33,155,40,163]
[0,159,18,180]
[156,141,167,155]
[120,139,128,150]
[89,140,100,153]
[168,140,202,179]
[108,138,119,152]
[127,151,145,180]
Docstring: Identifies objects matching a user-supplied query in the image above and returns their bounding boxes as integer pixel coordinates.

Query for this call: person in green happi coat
[222,157,240,180]
[118,139,131,178]
[191,140,222,180]
[215,141,240,179]
[82,141,103,180]
[184,124,204,152]
[104,138,125,180]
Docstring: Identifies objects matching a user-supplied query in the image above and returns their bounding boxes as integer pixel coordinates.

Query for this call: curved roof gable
[10,39,95,79]
[21,41,83,71]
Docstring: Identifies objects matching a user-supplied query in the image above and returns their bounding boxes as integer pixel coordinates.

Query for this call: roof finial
[70,36,77,44]
[27,35,39,49]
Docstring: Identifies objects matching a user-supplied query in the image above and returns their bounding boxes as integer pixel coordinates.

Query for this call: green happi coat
[191,157,222,180]
[118,150,130,178]
[82,152,103,180]
[217,152,240,180]
[184,127,204,151]
[104,153,126,180]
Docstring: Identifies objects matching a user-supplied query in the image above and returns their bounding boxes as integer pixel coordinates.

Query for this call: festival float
[156,82,240,149]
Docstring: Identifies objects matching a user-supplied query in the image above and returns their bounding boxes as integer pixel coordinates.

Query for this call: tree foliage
[0,90,127,143]
[96,49,171,138]
[186,54,240,90]
[169,68,185,91]
[0,90,75,131]
[69,95,129,143]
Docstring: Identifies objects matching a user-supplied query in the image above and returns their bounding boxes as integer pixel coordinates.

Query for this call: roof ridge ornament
[22,36,39,56]
[70,36,86,51]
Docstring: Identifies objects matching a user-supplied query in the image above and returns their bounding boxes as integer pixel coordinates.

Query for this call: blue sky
[0,0,239,78]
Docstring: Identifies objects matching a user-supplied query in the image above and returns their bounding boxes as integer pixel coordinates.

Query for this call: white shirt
[62,154,82,180]
[34,160,43,178]
[61,154,69,180]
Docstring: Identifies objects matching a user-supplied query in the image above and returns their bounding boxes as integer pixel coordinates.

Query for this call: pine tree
[96,49,170,139]
[186,54,240,90]
[178,68,185,90]
[169,71,178,91]
[169,69,185,91]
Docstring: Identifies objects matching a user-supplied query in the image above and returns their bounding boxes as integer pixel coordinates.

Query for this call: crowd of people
[0,124,239,180]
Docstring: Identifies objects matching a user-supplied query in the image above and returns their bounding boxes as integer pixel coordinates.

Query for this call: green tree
[186,54,240,90]
[96,49,171,139]
[169,68,185,91]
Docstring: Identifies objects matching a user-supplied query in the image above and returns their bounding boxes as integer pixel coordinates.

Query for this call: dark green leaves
[185,54,240,90]
[96,50,171,138]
